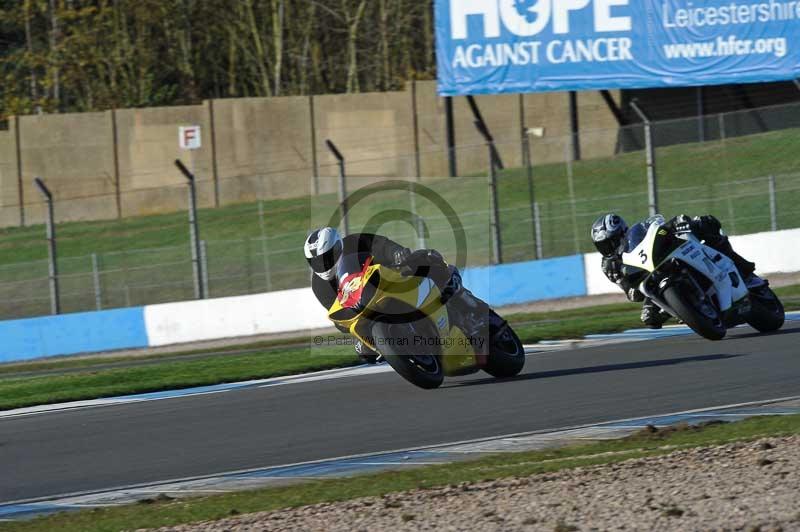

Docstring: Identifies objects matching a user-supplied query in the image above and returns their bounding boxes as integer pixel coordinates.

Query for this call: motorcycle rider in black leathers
[303,227,489,363]
[590,213,763,329]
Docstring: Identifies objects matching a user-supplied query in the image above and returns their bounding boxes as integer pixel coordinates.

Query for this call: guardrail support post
[769,175,778,231]
[175,159,206,300]
[34,177,60,315]
[474,120,503,265]
[630,99,659,216]
[325,140,349,236]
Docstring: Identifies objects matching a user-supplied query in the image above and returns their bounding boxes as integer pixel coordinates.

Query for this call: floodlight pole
[630,99,659,216]
[175,159,206,300]
[34,177,60,315]
[325,140,349,236]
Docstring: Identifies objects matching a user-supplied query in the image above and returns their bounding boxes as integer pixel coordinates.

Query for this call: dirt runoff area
[149,435,800,532]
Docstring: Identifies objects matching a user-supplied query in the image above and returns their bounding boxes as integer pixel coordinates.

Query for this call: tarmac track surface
[2,321,799,504]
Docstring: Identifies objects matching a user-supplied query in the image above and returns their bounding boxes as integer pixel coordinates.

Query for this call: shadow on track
[446,353,741,388]
[729,325,800,341]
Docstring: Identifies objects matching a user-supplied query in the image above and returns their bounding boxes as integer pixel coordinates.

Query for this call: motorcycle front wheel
[371,321,444,389]
[662,286,726,341]
[484,310,526,378]
[746,287,785,333]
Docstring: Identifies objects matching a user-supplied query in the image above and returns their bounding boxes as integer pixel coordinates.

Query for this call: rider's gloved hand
[694,215,723,238]
[601,256,624,283]
[672,214,695,234]
[392,248,411,268]
[626,287,645,302]
[399,249,444,276]
[400,249,451,291]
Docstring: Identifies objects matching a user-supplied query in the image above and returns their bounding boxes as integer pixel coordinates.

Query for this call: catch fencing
[0,101,799,320]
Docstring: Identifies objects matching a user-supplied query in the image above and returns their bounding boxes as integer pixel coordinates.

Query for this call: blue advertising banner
[436,0,800,95]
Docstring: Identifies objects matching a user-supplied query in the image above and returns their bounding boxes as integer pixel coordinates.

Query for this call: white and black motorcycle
[621,216,785,341]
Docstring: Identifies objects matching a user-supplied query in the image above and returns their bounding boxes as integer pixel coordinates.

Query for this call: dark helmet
[591,213,628,257]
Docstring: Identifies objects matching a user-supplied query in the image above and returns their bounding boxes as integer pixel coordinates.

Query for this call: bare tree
[341,0,367,93]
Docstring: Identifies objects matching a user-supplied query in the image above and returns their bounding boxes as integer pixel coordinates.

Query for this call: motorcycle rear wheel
[662,286,726,341]
[372,321,444,389]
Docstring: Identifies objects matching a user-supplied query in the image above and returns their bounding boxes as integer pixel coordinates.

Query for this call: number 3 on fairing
[639,250,648,265]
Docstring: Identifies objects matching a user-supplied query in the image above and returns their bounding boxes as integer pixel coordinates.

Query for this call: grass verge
[3,413,800,532]
[1,284,797,412]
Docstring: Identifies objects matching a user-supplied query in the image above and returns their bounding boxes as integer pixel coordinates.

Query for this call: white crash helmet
[304,227,343,281]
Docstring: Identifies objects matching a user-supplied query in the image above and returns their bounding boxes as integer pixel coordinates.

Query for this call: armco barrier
[1,228,798,363]
[0,307,148,363]
[583,227,800,296]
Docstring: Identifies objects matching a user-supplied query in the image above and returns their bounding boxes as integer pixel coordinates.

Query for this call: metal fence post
[34,178,60,315]
[533,201,544,259]
[325,140,349,236]
[445,96,457,177]
[474,120,503,264]
[91,253,103,310]
[564,142,581,254]
[200,240,210,298]
[408,182,426,249]
[175,159,205,300]
[244,237,254,293]
[487,145,503,264]
[630,99,659,216]
[769,175,778,231]
[522,129,536,258]
[257,200,272,291]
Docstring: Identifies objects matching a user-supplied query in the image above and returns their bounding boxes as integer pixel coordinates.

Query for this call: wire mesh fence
[0,101,799,320]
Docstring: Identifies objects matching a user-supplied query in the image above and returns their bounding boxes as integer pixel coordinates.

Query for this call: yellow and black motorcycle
[328,252,525,389]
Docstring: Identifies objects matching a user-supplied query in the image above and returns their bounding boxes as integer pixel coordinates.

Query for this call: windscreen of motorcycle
[624,222,649,254]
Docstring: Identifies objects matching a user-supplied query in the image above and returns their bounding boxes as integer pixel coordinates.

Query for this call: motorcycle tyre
[746,287,785,333]
[372,321,444,390]
[663,286,726,341]
[483,310,525,379]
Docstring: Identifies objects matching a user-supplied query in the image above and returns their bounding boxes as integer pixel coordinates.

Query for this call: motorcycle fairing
[622,222,748,313]
[327,261,479,376]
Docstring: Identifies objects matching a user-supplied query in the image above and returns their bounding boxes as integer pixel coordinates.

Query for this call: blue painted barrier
[462,255,587,307]
[0,307,148,363]
[0,255,589,362]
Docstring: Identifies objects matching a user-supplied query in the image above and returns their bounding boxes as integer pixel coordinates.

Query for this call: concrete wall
[3,84,623,227]
[19,111,117,224]
[213,96,314,203]
[315,90,418,194]
[116,105,214,217]
[0,121,21,226]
